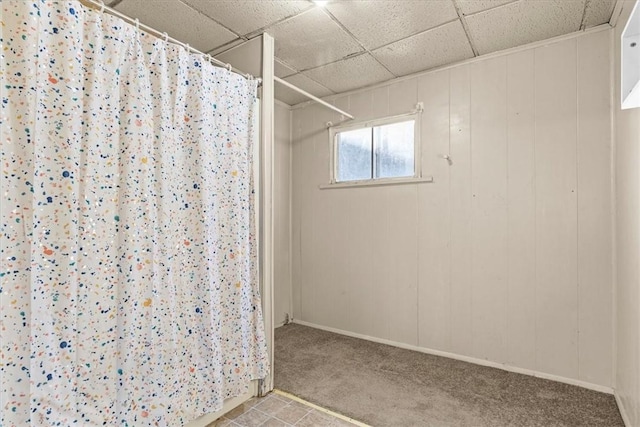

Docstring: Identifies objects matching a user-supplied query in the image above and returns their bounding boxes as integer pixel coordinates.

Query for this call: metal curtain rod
[80,0,260,83]
[274,76,355,120]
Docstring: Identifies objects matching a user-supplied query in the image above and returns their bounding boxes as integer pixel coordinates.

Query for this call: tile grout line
[232,407,291,427]
[254,398,303,426]
[235,394,325,427]
[294,411,314,426]
[235,394,349,427]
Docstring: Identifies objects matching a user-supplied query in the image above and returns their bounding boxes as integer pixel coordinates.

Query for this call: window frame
[328,112,422,186]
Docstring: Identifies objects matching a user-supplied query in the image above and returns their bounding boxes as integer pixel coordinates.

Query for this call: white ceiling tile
[456,0,516,16]
[274,88,307,106]
[267,7,365,71]
[304,53,395,94]
[115,0,237,52]
[325,0,458,50]
[465,0,586,54]
[583,0,616,27]
[372,21,474,76]
[182,0,312,36]
[275,59,298,78]
[275,73,334,106]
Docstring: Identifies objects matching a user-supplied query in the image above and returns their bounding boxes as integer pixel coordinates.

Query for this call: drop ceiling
[109,0,617,105]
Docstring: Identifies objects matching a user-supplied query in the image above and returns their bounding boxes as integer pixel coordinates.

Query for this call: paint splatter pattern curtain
[1,1,268,425]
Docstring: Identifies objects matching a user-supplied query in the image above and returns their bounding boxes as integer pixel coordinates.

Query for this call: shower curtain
[1,1,268,425]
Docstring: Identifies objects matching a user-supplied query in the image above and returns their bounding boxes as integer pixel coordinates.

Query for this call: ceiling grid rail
[451,0,480,57]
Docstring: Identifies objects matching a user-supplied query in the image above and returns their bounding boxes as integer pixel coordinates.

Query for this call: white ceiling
[110,0,617,105]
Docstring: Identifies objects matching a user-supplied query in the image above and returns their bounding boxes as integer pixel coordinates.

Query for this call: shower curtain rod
[274,76,355,120]
[80,0,261,83]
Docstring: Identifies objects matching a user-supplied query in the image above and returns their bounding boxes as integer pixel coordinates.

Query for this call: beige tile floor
[207,391,363,427]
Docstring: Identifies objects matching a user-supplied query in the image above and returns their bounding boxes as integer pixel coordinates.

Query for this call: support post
[259,33,275,396]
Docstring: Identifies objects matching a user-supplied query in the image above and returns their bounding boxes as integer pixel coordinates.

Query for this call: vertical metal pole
[259,33,275,396]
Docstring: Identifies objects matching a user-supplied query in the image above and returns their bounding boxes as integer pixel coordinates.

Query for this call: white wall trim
[292,320,615,395]
[185,381,258,427]
[615,391,632,427]
[290,24,612,110]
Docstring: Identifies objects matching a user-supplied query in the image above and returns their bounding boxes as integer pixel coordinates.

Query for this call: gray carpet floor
[274,323,624,427]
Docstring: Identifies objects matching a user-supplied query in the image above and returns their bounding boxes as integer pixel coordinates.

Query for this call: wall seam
[505,56,510,365]
[469,64,475,358]
[533,45,539,373]
[298,113,304,321]
[447,69,453,352]
[415,181,420,347]
[576,36,582,383]
[288,107,294,320]
[609,26,618,392]
[415,80,421,347]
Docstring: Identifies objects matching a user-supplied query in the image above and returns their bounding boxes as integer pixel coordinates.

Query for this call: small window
[333,117,417,183]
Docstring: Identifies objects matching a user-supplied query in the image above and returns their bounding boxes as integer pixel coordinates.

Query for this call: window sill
[319,176,434,190]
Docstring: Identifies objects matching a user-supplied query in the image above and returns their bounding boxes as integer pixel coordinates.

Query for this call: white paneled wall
[577,28,615,387]
[505,49,536,370]
[291,29,614,389]
[534,38,580,379]
[274,103,292,326]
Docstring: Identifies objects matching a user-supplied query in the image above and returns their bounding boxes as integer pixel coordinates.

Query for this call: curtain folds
[1,1,268,425]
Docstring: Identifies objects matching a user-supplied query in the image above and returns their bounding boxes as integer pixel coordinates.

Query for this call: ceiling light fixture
[313,0,329,7]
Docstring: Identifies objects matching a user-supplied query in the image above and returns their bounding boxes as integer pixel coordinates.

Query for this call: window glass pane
[374,120,415,179]
[336,127,372,182]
